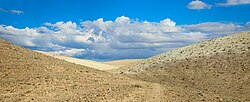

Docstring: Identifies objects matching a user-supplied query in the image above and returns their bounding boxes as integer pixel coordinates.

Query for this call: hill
[35,51,119,70]
[35,51,142,70]
[103,59,142,68]
[113,31,250,101]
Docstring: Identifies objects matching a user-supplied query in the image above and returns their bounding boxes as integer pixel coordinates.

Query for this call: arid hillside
[114,31,250,101]
[0,39,223,101]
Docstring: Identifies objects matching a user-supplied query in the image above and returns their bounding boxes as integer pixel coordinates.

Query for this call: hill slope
[35,51,142,70]
[35,51,119,70]
[0,39,224,101]
[103,59,142,68]
[114,31,250,101]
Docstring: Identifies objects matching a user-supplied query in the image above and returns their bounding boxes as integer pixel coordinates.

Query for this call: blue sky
[1,0,250,28]
[0,0,250,61]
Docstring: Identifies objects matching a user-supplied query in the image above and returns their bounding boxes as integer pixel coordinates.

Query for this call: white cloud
[50,48,86,57]
[183,22,243,35]
[160,18,176,26]
[0,16,249,61]
[246,22,250,28]
[9,10,23,15]
[187,0,212,10]
[45,21,79,34]
[217,0,250,6]
[0,8,23,15]
[115,16,131,24]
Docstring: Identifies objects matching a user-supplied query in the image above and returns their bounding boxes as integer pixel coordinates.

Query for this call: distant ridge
[35,50,119,70]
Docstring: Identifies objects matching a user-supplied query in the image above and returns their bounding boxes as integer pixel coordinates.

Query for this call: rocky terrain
[0,39,222,101]
[114,31,250,101]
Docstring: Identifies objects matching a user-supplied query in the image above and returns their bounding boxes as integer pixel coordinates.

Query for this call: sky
[0,0,250,61]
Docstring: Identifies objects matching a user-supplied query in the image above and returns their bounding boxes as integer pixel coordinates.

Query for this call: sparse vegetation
[132,84,142,88]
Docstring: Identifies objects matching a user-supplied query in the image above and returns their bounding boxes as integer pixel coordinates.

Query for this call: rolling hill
[35,51,142,70]
[103,59,142,68]
[113,31,250,101]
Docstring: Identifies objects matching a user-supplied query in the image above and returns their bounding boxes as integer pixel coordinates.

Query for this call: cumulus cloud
[217,0,250,6]
[0,8,23,15]
[0,16,249,61]
[50,48,86,57]
[187,0,212,10]
[183,22,244,35]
